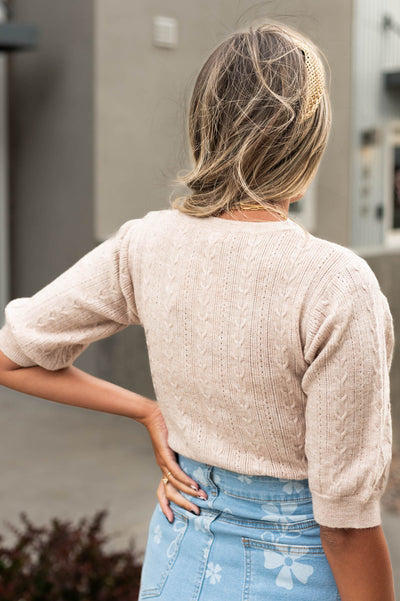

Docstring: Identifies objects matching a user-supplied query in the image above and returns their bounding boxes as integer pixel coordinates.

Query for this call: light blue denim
[138,454,342,601]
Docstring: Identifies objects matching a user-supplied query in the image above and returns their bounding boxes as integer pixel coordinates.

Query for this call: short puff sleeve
[302,259,395,528]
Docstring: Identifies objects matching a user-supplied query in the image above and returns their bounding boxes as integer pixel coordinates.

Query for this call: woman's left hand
[140,401,208,522]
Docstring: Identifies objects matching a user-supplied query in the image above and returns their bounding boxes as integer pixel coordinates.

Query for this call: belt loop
[208,466,220,495]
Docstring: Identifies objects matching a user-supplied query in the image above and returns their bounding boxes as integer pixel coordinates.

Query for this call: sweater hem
[311,490,382,528]
[0,324,37,367]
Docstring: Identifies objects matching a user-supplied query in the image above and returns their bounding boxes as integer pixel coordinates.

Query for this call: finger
[160,457,206,496]
[157,480,174,523]
[161,465,208,500]
[164,482,201,515]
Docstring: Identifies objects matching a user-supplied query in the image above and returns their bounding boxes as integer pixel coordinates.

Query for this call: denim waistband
[177,454,312,503]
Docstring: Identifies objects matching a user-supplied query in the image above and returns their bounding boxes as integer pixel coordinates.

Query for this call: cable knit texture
[0,208,395,528]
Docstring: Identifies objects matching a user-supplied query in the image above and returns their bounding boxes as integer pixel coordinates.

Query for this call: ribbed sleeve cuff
[0,323,37,367]
[311,490,383,528]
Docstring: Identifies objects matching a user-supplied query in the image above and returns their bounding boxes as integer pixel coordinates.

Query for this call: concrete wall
[10,1,94,295]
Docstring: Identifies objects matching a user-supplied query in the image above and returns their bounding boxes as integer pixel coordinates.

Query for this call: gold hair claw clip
[296,39,325,121]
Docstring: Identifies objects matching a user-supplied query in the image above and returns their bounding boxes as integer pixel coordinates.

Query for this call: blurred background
[0,0,399,592]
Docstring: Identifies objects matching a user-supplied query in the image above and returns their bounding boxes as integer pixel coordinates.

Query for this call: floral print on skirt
[138,455,342,601]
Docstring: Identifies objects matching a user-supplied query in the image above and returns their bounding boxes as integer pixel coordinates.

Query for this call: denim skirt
[138,454,342,601]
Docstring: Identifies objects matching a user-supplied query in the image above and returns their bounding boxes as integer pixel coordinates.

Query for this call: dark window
[393,147,400,229]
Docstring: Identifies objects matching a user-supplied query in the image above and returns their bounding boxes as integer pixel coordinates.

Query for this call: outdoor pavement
[1,386,399,595]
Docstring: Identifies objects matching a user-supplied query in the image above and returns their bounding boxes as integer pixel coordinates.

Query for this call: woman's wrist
[135,396,160,427]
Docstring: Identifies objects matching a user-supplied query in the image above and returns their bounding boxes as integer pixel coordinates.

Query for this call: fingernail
[190,509,199,515]
[190,484,199,491]
[197,492,208,500]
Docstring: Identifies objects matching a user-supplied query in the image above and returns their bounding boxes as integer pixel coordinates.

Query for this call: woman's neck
[217,198,291,222]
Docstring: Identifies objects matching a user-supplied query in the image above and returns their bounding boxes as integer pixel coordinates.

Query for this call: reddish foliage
[0,509,142,600]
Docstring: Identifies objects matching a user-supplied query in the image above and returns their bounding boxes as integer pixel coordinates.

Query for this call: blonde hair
[169,20,332,220]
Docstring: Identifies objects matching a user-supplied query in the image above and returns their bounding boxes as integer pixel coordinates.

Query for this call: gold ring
[162,477,169,485]
[166,471,172,478]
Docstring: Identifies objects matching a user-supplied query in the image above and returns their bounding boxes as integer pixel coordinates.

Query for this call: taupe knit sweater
[0,209,395,528]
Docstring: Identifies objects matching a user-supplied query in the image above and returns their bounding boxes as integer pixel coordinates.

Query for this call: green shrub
[0,509,142,600]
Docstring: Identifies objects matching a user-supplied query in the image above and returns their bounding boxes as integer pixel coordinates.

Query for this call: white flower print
[278,479,305,496]
[261,501,300,523]
[166,519,186,559]
[263,548,314,590]
[261,530,286,544]
[153,524,162,544]
[237,474,253,484]
[206,562,222,584]
[193,467,207,485]
[261,529,304,545]
[194,516,211,533]
[202,538,213,559]
[179,459,189,472]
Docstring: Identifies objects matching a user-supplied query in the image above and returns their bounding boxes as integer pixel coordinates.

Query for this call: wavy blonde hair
[169,20,332,219]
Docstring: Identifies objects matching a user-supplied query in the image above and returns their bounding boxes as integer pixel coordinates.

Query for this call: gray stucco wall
[10,1,94,295]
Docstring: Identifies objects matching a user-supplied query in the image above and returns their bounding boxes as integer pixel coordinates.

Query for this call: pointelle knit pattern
[0,208,395,529]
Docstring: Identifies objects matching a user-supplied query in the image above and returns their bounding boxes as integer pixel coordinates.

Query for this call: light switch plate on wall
[153,15,178,49]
